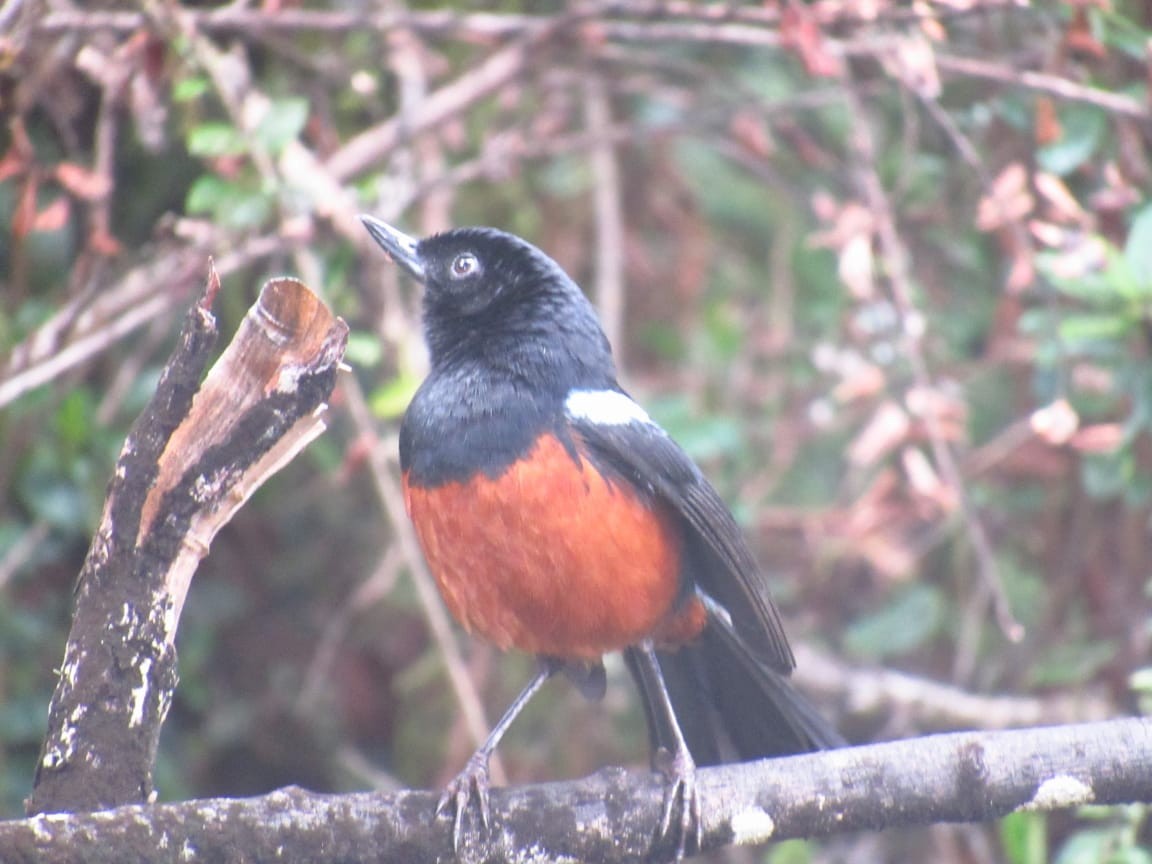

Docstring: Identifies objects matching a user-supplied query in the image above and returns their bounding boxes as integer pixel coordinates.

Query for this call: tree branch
[3,719,1149,863]
[25,271,348,816]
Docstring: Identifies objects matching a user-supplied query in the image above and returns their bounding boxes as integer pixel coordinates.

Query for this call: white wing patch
[565,389,653,426]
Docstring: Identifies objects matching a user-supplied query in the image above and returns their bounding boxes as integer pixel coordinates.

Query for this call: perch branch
[3,719,1149,863]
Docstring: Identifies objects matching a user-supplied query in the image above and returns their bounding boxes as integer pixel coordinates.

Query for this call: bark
[4,718,1150,863]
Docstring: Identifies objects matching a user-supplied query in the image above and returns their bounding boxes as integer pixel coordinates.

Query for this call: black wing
[569,410,795,675]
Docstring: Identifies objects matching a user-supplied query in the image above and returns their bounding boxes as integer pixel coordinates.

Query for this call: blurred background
[2,1,1150,861]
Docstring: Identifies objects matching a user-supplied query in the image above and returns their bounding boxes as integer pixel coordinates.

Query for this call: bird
[360,214,844,858]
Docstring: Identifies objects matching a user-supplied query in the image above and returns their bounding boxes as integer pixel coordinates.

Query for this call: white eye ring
[450,253,479,279]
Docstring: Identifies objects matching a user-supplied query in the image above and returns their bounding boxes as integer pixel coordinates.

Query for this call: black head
[360,216,615,385]
[361,216,577,316]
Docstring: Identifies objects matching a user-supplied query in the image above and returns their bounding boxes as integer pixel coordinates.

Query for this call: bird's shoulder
[567,388,794,673]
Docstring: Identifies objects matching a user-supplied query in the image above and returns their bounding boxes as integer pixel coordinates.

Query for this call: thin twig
[936,53,1152,123]
[296,545,404,714]
[326,21,565,182]
[0,520,50,592]
[292,241,502,781]
[793,644,1114,731]
[0,233,284,410]
[840,84,1024,659]
[338,374,506,785]
[32,0,1033,38]
[583,73,626,364]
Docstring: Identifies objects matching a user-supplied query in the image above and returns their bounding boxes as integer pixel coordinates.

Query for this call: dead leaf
[902,447,956,512]
[883,35,941,98]
[839,232,875,299]
[977,163,1033,231]
[832,359,885,403]
[915,0,947,42]
[849,401,911,467]
[1030,398,1080,446]
[1035,172,1087,224]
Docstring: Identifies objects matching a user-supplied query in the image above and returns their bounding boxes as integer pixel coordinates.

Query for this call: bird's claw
[654,745,702,860]
[436,750,493,850]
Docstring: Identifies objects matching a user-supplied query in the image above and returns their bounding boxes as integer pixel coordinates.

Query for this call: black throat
[400,286,617,487]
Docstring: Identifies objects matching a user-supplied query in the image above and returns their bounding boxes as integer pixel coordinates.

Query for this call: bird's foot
[436,750,492,851]
[654,744,702,860]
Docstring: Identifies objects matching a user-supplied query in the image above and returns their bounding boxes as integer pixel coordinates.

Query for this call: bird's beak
[359,215,426,282]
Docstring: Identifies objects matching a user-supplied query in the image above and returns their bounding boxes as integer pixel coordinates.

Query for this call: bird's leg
[633,640,702,860]
[436,659,557,849]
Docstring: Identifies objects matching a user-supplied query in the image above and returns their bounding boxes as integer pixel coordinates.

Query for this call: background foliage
[2,1,1151,861]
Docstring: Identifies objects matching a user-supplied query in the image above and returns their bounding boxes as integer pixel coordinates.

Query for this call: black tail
[626,608,844,767]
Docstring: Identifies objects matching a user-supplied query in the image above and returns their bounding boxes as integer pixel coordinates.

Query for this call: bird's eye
[450,253,480,279]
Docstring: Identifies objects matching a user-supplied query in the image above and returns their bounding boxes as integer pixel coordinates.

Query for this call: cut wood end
[202,260,222,310]
[139,275,347,543]
[253,278,346,350]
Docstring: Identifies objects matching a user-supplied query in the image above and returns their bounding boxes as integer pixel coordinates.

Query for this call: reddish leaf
[0,145,28,183]
[1064,7,1107,59]
[730,109,773,159]
[780,3,844,78]
[1069,424,1125,453]
[31,196,71,233]
[1035,97,1061,146]
[88,226,123,256]
[1005,246,1036,293]
[53,163,113,201]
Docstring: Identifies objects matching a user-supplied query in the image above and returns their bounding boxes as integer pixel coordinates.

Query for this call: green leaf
[1028,638,1118,687]
[843,583,945,661]
[185,174,230,215]
[370,371,421,420]
[344,331,383,368]
[1123,203,1152,289]
[1081,449,1133,500]
[1058,313,1131,344]
[1000,811,1047,864]
[768,839,813,864]
[646,395,744,463]
[1055,828,1113,864]
[255,98,310,154]
[186,174,273,230]
[1129,666,1152,695]
[20,470,87,532]
[187,121,246,158]
[1038,107,1106,176]
[172,76,209,102]
[56,389,95,452]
